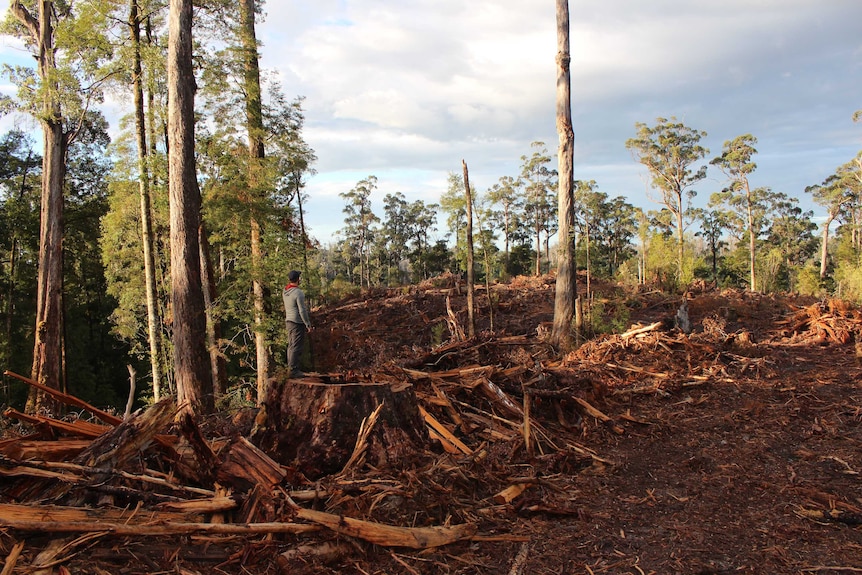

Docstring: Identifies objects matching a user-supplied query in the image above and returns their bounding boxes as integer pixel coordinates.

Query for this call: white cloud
[1,0,860,243]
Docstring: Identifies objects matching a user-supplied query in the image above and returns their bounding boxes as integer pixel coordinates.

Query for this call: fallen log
[3,408,110,438]
[573,398,624,435]
[0,439,91,461]
[217,436,286,491]
[493,483,533,504]
[797,507,862,525]
[0,459,216,498]
[478,378,523,419]
[155,496,238,514]
[0,501,473,547]
[177,412,219,485]
[75,397,178,469]
[278,542,353,566]
[0,503,199,525]
[620,321,663,339]
[0,517,319,536]
[3,371,123,426]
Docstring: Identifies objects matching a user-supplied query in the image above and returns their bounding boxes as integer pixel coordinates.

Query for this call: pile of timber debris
[2,278,862,574]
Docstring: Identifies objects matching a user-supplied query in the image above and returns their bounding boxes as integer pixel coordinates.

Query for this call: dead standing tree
[463,159,476,339]
[551,0,577,349]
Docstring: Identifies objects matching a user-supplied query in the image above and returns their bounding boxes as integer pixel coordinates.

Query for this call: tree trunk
[10,0,67,413]
[199,223,227,397]
[462,160,476,339]
[551,0,577,350]
[746,184,756,291]
[820,214,833,279]
[297,174,309,278]
[130,0,165,402]
[675,193,685,282]
[503,207,511,274]
[251,375,428,479]
[535,215,542,276]
[585,222,591,298]
[168,0,213,414]
[239,0,271,400]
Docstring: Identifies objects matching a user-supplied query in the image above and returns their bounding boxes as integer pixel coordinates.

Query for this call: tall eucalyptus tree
[626,118,708,284]
[486,175,521,275]
[711,134,760,291]
[339,176,379,287]
[167,0,213,414]
[520,142,557,276]
[6,0,109,410]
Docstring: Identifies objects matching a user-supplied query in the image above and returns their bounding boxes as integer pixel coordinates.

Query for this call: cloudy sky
[256,0,862,244]
[2,1,860,246]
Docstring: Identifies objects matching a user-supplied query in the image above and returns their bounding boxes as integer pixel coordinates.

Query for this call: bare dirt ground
[3,275,862,574]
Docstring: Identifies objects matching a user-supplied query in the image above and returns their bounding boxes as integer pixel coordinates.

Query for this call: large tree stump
[251,375,428,479]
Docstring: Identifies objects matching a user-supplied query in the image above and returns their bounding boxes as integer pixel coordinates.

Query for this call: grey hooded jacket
[282,284,312,328]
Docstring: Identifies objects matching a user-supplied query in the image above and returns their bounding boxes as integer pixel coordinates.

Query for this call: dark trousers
[286,321,306,374]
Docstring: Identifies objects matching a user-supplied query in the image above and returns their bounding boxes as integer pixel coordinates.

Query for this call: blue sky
[2,1,861,246]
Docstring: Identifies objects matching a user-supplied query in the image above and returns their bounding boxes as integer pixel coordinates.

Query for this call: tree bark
[551,0,577,350]
[199,223,227,397]
[168,0,213,414]
[820,213,834,279]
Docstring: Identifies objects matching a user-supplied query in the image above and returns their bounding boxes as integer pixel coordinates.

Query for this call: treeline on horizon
[0,1,860,414]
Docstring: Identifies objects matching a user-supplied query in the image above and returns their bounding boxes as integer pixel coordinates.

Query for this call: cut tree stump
[251,373,428,479]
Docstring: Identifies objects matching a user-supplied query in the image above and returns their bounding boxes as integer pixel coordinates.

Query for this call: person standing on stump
[282,270,313,377]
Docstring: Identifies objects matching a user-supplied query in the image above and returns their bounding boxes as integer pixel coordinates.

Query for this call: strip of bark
[292,506,477,549]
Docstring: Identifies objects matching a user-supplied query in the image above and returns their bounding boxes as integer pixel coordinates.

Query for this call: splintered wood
[3,285,858,573]
[0,376,477,569]
[0,325,613,573]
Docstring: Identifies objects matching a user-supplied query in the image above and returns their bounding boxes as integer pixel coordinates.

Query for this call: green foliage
[430,322,447,347]
[508,244,536,277]
[614,258,640,288]
[586,298,631,336]
[215,381,257,412]
[412,240,454,282]
[325,277,362,304]
[0,130,41,389]
[834,260,862,302]
[64,117,134,409]
[574,181,637,281]
[715,243,750,288]
[796,265,828,298]
[643,233,683,292]
[337,176,380,287]
[440,172,468,268]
